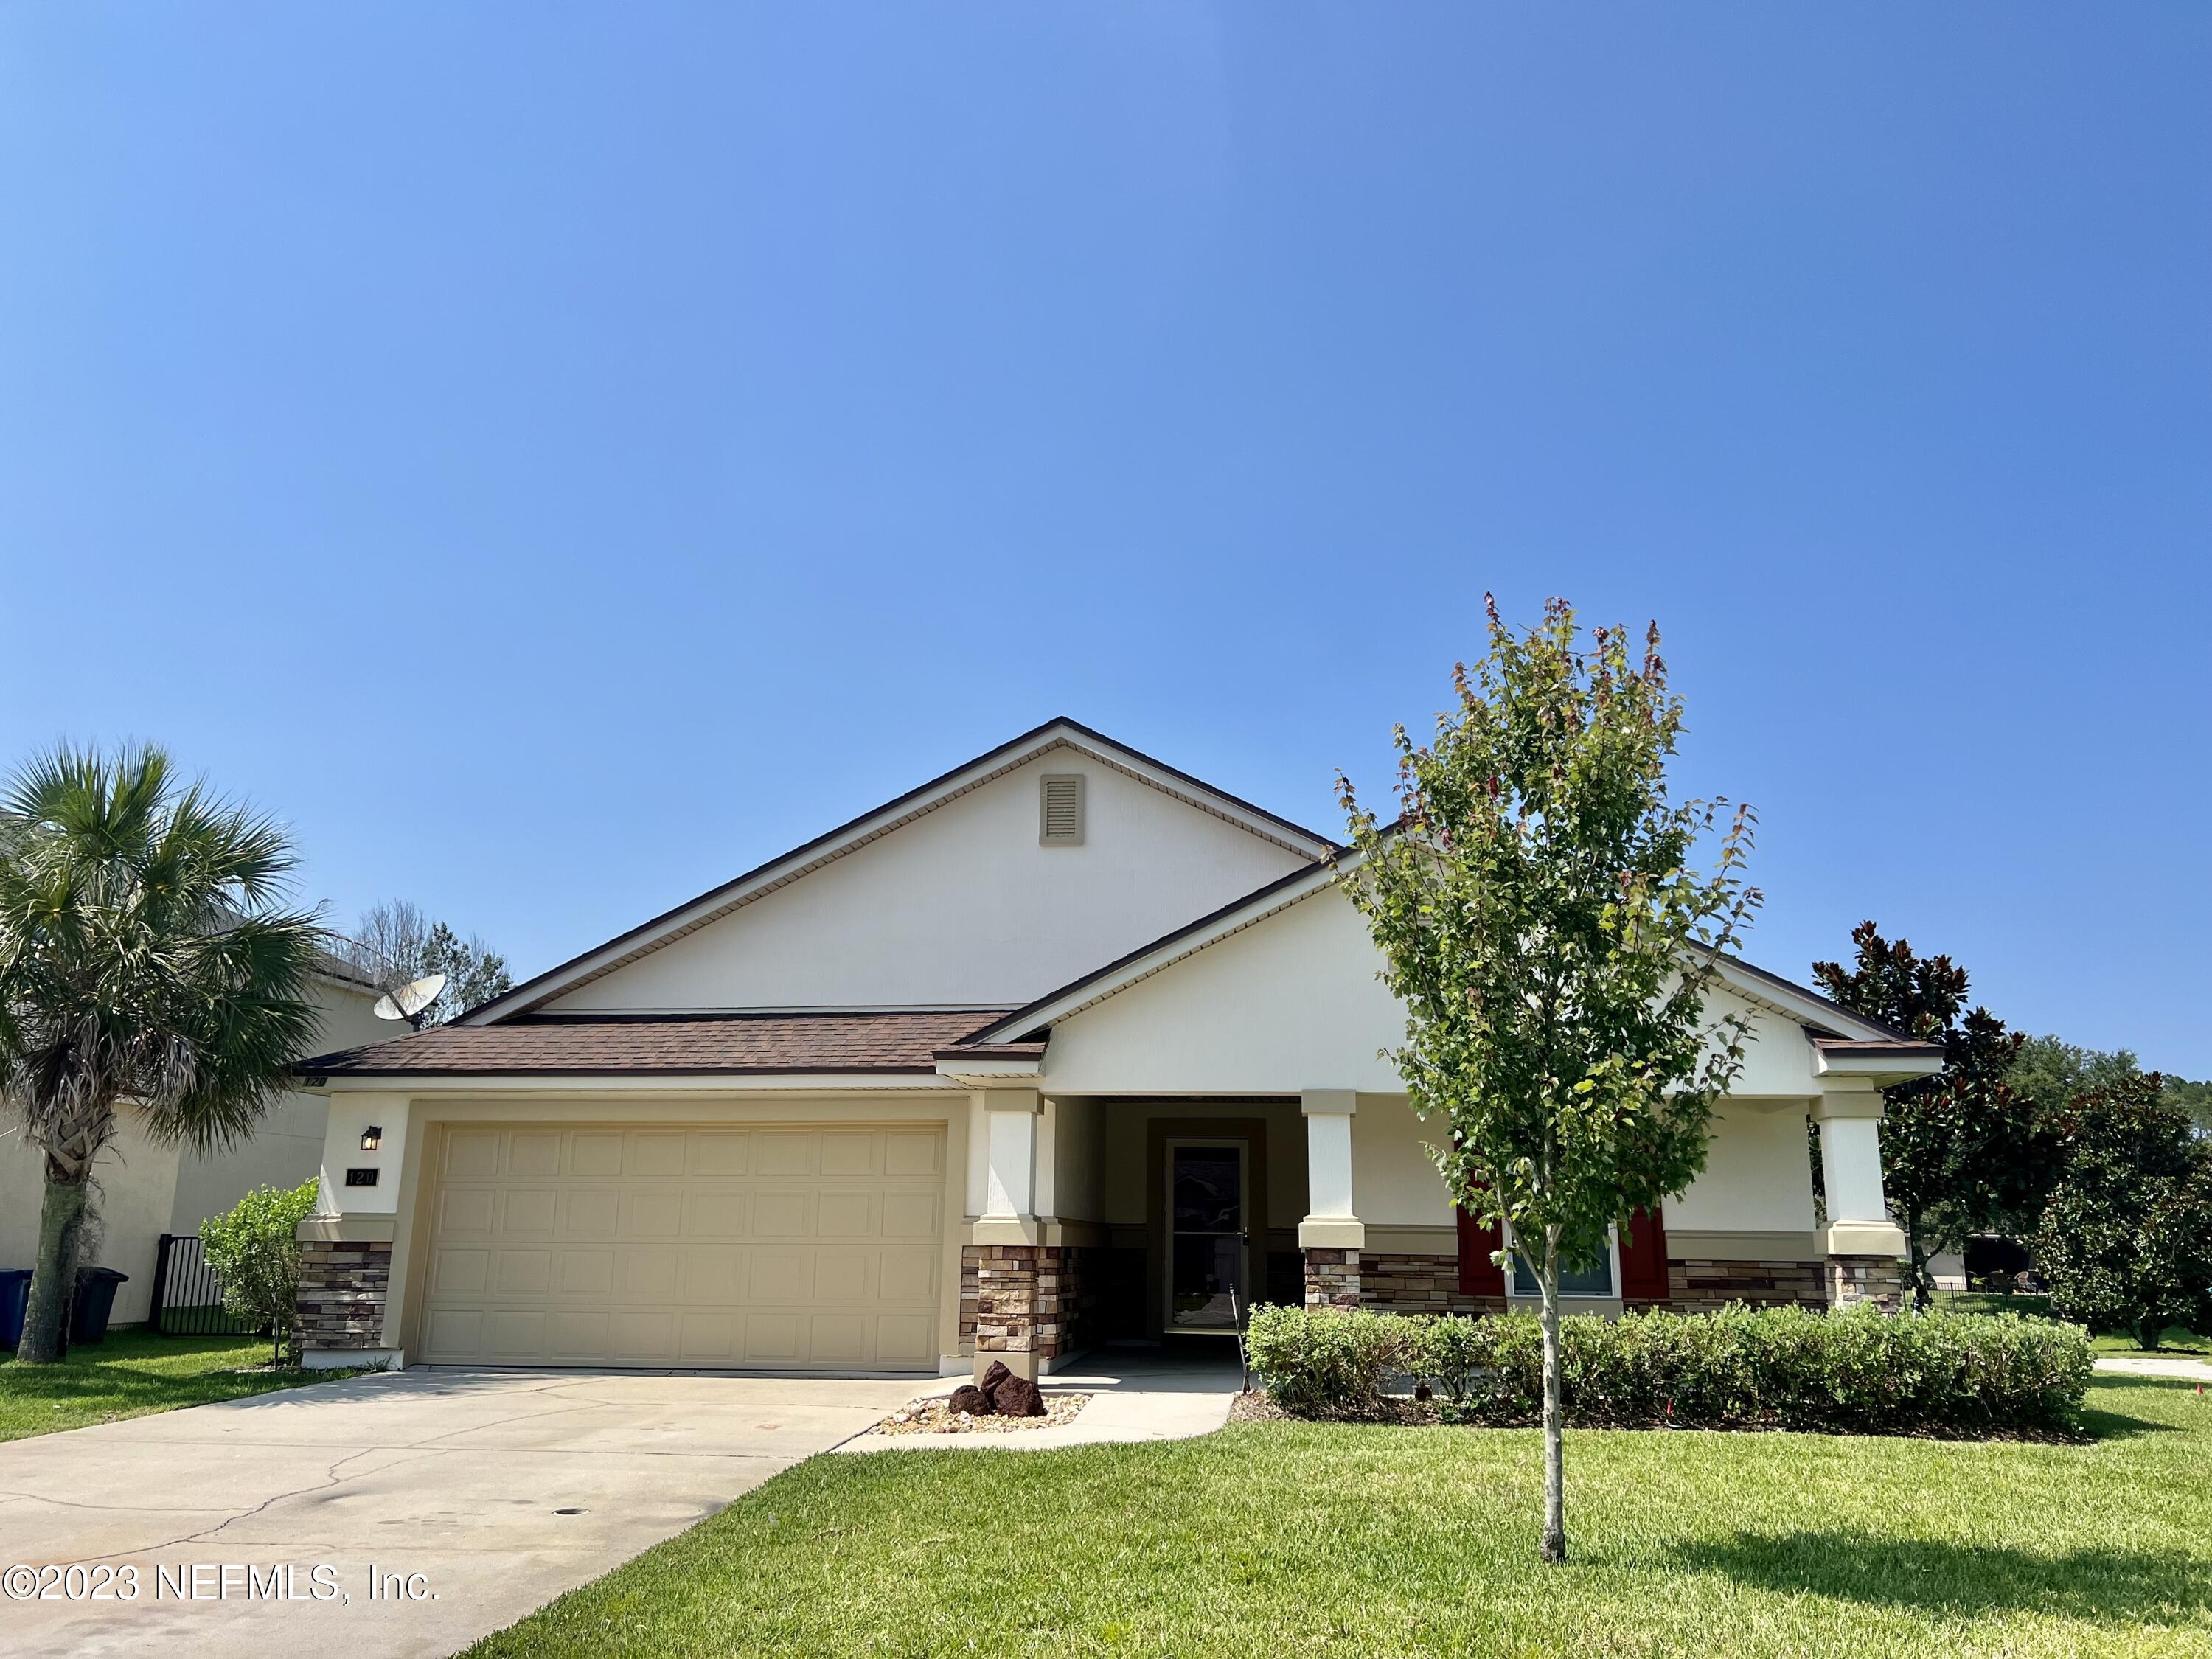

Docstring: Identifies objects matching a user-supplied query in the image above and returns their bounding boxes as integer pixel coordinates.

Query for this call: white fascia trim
[1811,1047,1947,1086]
[463,723,1331,1023]
[1066,738,1332,860]
[313,1073,964,1095]
[1708,956,1914,1045]
[933,1059,1045,1083]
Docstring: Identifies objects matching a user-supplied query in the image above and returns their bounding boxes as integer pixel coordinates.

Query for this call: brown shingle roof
[299,1009,1017,1078]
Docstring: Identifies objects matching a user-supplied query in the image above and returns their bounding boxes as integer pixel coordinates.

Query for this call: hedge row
[1243,1302,2095,1436]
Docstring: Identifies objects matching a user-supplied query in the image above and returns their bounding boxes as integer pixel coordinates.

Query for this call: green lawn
[1938,1293,2211,1358]
[468,1376,2211,1659]
[0,1326,350,1441]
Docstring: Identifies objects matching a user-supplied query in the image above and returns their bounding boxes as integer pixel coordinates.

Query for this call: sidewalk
[837,1349,1241,1454]
[2096,1354,2212,1382]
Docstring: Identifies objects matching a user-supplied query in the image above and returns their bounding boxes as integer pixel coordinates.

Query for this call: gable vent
[1039,773,1085,846]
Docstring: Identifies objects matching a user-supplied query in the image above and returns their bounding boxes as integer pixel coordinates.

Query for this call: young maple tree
[1336,597,1759,1563]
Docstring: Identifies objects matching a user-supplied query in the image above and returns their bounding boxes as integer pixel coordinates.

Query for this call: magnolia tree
[1812,923,2043,1306]
[1336,598,1759,1563]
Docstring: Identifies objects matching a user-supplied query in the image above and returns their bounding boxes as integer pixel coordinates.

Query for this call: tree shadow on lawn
[2079,1374,2197,1441]
[1672,1531,2208,1626]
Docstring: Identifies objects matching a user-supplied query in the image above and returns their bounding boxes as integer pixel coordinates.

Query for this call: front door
[1165,1138,1248,1332]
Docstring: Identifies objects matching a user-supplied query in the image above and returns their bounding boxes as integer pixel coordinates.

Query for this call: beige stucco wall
[1048,1095,1105,1223]
[1041,886,1838,1106]
[543,751,1311,1014]
[1348,1088,1820,1254]
[0,1114,181,1326]
[1042,890,1408,1096]
[1352,1094,1453,1231]
[1668,1102,1820,1234]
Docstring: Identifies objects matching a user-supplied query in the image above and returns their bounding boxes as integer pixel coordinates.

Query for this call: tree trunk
[1904,1208,1933,1312]
[1539,1224,1565,1564]
[18,1174,88,1365]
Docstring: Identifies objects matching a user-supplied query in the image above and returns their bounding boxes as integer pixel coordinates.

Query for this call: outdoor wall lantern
[360,1126,383,1152]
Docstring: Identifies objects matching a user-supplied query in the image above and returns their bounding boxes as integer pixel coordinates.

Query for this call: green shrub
[198,1178,320,1365]
[1249,1302,2094,1436]
[1243,1304,1422,1418]
[2031,1077,2212,1350]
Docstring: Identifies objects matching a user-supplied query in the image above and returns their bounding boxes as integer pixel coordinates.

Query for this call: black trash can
[71,1267,129,1346]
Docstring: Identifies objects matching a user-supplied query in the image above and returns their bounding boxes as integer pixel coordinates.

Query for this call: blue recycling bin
[0,1270,32,1349]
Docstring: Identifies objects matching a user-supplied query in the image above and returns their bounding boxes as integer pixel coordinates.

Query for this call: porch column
[970,1089,1045,1380]
[1812,1082,1906,1310]
[297,1091,410,1369]
[1299,1090,1364,1310]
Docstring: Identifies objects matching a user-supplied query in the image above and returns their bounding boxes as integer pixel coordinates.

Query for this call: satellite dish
[373,973,448,1030]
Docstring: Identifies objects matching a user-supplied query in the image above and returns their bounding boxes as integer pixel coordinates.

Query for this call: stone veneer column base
[1825,1253,1905,1311]
[962,1243,1072,1379]
[1303,1247,1361,1310]
[296,1239,393,1354]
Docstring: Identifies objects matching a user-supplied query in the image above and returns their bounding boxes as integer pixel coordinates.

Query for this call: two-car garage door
[419,1124,945,1372]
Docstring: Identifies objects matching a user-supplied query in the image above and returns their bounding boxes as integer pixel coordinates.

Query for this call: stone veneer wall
[1358,1252,1507,1316]
[296,1239,392,1350]
[1668,1258,1826,1311]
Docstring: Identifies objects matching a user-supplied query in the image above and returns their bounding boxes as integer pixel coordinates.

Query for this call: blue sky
[3,7,2206,1068]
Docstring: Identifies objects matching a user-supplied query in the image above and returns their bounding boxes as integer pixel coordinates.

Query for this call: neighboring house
[293,719,1939,1378]
[0,955,392,1328]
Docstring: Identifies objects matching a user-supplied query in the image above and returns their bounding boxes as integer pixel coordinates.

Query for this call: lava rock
[988,1373,1047,1417]
[978,1360,1013,1395]
[947,1384,992,1416]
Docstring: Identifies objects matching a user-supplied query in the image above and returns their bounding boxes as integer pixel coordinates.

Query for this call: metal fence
[147,1234,260,1337]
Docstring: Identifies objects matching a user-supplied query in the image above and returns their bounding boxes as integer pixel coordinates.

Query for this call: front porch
[956,1094,1312,1376]
[958,1085,1909,1380]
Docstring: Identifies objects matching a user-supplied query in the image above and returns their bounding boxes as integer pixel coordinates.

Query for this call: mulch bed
[1231,1391,1438,1425]
[873,1392,1093,1436]
[1229,1389,2090,1440]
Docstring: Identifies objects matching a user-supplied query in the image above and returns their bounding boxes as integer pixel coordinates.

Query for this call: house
[293,719,1938,1378]
[0,955,392,1329]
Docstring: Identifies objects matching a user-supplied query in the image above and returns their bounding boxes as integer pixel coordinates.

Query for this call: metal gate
[147,1234,260,1337]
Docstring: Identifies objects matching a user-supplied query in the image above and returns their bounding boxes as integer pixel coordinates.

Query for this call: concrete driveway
[0,1366,922,1658]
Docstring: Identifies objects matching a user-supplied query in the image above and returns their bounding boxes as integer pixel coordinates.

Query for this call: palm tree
[0,745,323,1364]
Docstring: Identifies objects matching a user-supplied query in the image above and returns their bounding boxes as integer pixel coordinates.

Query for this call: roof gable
[950,853,1938,1097]
[468,720,1331,1021]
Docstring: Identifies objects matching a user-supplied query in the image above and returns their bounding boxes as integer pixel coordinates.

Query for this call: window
[1039,773,1085,846]
[1505,1222,1618,1298]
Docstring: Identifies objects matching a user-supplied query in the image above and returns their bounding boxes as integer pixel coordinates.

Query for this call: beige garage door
[419,1124,945,1371]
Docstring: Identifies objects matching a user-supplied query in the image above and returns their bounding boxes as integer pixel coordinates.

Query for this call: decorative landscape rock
[978,1360,1013,1395]
[872,1391,1092,1437]
[947,1384,992,1416]
[988,1372,1046,1417]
